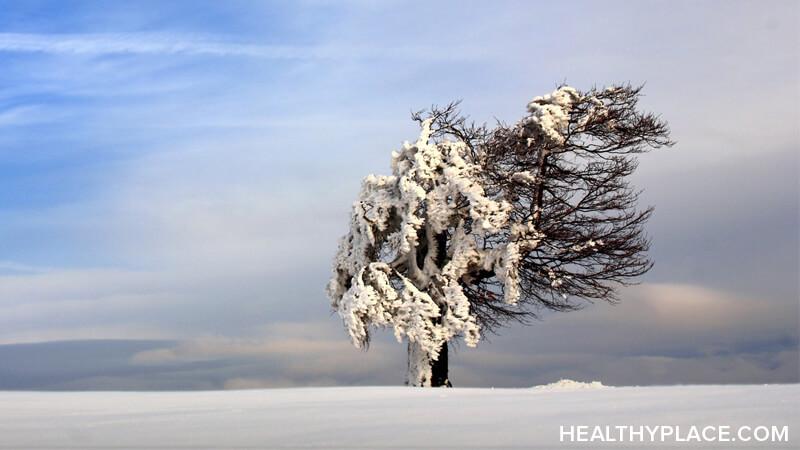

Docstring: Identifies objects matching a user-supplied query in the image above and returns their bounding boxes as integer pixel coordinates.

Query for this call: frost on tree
[327,85,672,387]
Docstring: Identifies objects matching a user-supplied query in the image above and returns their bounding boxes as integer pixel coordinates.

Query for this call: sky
[0,0,797,389]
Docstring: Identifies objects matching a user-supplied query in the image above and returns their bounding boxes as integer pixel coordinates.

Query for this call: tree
[327,84,673,387]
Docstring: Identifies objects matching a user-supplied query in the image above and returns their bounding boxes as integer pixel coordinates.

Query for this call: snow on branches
[328,119,505,357]
[328,85,672,386]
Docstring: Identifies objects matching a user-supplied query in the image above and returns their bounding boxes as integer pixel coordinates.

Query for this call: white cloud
[0,32,318,58]
[0,32,482,61]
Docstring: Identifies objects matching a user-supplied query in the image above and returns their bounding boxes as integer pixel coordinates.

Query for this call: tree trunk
[428,231,451,387]
[406,227,453,387]
[406,340,451,387]
[430,341,451,387]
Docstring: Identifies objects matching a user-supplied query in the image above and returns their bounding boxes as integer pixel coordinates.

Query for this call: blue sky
[0,0,797,388]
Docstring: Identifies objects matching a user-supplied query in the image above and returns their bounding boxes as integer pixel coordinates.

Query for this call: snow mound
[532,379,607,390]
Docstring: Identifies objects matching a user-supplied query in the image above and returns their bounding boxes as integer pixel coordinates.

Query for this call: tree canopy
[327,85,672,386]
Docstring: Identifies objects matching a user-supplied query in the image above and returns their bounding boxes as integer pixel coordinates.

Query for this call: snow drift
[533,378,607,390]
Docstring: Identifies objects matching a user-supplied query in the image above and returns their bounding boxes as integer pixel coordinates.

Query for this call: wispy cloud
[0,32,315,58]
[0,32,481,61]
[0,105,56,127]
[0,261,53,274]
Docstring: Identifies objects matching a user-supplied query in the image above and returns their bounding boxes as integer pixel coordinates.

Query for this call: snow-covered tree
[327,85,672,387]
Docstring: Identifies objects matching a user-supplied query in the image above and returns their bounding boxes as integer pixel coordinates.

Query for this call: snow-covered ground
[1,383,796,449]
